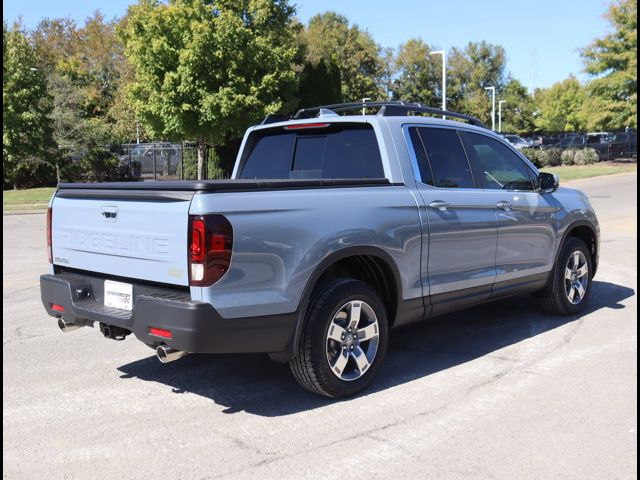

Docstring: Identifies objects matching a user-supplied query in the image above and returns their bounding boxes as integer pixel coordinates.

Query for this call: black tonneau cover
[55,178,394,200]
[57,178,391,191]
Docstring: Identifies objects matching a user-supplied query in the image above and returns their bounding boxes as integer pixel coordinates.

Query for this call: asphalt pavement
[3,173,637,479]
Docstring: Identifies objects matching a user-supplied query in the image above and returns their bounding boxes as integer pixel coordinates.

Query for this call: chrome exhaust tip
[58,318,82,332]
[156,345,188,364]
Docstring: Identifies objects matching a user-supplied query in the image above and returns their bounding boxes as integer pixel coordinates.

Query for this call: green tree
[301,12,384,102]
[581,0,637,129]
[3,22,57,189]
[533,76,587,132]
[119,0,298,179]
[47,71,113,180]
[32,12,125,169]
[500,78,536,133]
[108,59,148,143]
[379,47,395,100]
[75,12,124,118]
[31,17,79,75]
[297,58,342,107]
[447,41,508,126]
[33,13,123,119]
[391,38,441,105]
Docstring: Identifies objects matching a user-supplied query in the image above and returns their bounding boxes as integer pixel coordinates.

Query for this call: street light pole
[429,50,446,118]
[361,97,371,115]
[485,86,496,130]
[498,100,506,133]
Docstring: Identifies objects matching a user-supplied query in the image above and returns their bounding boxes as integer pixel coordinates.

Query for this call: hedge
[520,147,599,168]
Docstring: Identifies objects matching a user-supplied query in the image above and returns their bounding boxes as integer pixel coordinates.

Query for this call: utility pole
[429,50,446,118]
[485,86,496,131]
[498,100,506,133]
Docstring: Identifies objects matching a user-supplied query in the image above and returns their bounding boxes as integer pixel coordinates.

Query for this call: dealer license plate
[104,280,133,311]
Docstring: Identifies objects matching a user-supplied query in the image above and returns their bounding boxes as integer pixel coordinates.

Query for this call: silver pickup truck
[40,102,599,398]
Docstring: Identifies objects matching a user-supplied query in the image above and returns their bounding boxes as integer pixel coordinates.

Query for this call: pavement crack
[3,326,44,346]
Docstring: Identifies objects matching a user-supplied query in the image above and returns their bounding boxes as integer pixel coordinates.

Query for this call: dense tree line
[3,0,636,187]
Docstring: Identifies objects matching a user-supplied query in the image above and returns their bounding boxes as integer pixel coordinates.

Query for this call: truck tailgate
[51,190,192,286]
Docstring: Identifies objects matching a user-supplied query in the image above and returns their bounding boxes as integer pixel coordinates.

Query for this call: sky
[3,0,613,91]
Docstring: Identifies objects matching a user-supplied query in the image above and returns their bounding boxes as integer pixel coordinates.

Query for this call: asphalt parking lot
[3,173,637,479]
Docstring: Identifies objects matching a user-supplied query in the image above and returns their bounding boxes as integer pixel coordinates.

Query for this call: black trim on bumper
[40,273,297,354]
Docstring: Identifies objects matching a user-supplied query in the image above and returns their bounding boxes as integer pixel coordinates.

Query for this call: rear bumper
[40,272,297,354]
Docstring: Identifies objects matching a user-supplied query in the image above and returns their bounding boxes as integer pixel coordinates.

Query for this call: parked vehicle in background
[609,131,637,158]
[539,134,562,149]
[586,132,614,161]
[503,134,532,150]
[558,135,587,149]
[524,135,544,147]
[117,143,182,179]
[587,132,614,143]
[40,101,600,398]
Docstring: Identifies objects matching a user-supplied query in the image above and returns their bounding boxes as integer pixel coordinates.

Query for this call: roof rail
[293,101,488,129]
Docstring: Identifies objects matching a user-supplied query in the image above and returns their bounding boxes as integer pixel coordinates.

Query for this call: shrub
[574,148,599,165]
[71,149,122,182]
[561,149,577,165]
[538,148,563,167]
[520,148,541,167]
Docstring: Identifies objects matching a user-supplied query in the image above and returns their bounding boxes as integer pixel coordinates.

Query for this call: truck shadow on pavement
[117,280,634,416]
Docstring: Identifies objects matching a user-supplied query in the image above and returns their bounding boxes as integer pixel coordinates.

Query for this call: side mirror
[539,172,559,193]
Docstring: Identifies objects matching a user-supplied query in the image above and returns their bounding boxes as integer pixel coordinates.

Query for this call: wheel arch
[289,246,403,357]
[558,220,599,275]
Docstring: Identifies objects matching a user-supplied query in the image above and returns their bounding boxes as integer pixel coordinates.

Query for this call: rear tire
[538,237,593,315]
[289,278,388,398]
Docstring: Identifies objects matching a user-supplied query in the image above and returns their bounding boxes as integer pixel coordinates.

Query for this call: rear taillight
[190,219,206,262]
[188,214,233,286]
[47,207,53,263]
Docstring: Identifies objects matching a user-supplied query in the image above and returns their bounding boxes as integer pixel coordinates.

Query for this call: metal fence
[109,142,230,181]
[502,129,637,160]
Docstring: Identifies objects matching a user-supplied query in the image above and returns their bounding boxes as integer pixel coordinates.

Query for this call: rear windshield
[238,123,384,179]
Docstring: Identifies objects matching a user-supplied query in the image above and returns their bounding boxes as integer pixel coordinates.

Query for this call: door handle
[496,201,512,211]
[428,200,450,211]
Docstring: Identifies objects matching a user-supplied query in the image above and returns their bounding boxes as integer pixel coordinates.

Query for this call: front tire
[539,237,593,315]
[289,278,389,398]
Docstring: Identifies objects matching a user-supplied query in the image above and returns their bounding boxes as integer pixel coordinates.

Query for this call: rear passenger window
[415,128,475,188]
[239,124,384,179]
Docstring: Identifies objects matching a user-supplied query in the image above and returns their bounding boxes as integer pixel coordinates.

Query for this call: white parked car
[503,134,531,150]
